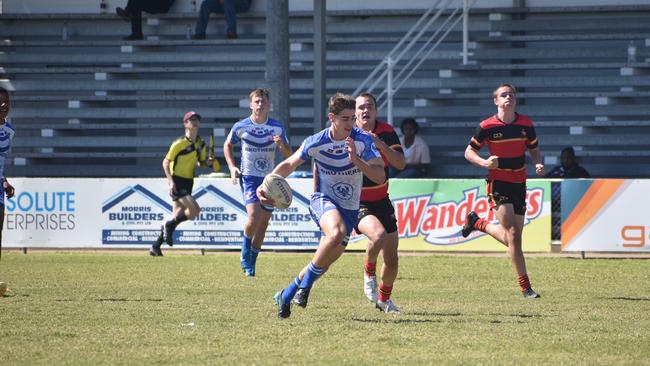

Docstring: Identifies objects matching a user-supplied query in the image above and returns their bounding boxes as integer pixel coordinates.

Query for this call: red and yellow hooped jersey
[360,121,403,202]
[469,113,538,183]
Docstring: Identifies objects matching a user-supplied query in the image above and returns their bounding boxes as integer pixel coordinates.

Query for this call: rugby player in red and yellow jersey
[462,83,545,299]
[354,92,406,313]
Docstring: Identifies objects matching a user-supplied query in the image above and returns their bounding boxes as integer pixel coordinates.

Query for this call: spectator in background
[116,0,176,40]
[192,0,252,40]
[391,118,430,178]
[546,147,590,178]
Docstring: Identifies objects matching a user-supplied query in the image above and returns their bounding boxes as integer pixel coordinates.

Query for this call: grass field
[0,251,648,365]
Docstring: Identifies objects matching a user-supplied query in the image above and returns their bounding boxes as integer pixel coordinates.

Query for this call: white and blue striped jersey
[227,117,289,177]
[300,127,381,211]
[0,119,16,179]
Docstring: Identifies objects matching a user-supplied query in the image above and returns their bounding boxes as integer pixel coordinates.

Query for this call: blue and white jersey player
[224,88,292,277]
[0,87,16,267]
[300,125,381,238]
[257,93,386,319]
[0,116,15,188]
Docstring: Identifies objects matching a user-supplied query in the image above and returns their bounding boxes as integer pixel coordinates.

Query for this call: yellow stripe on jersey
[487,137,528,144]
[493,166,526,172]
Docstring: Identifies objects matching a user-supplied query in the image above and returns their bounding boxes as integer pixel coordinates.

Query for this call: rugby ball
[262,174,293,209]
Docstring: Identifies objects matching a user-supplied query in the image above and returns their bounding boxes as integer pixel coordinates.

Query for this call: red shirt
[469,113,538,183]
[360,121,403,202]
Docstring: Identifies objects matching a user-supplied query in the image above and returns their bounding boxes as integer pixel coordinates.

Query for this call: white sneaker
[363,273,378,303]
[376,299,401,314]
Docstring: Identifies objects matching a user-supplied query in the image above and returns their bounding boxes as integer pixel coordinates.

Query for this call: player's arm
[257,148,306,206]
[271,147,305,178]
[273,135,293,159]
[371,133,406,170]
[162,158,175,194]
[163,141,180,192]
[465,126,497,170]
[162,158,173,181]
[198,143,211,168]
[465,145,498,170]
[347,137,385,184]
[223,140,240,184]
[528,147,544,176]
[3,177,15,198]
[355,156,385,184]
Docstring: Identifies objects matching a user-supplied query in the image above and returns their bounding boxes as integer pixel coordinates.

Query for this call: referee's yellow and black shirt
[165,136,206,179]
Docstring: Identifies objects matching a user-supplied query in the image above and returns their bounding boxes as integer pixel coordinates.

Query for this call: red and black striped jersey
[360,120,403,202]
[468,113,538,183]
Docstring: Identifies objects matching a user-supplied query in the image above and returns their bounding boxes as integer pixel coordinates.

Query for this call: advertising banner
[561,179,650,252]
[5,178,320,249]
[4,178,551,251]
[348,179,552,252]
[4,178,92,247]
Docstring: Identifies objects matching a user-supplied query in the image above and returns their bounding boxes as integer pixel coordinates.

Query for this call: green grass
[1,252,648,365]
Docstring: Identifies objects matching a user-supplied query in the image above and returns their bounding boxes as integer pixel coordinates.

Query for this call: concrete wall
[3,0,649,14]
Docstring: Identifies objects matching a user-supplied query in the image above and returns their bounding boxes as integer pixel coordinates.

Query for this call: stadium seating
[1,4,649,177]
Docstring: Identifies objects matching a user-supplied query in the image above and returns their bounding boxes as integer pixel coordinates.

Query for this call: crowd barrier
[3,178,647,252]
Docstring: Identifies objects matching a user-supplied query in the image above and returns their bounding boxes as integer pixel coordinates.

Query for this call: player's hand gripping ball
[261,174,293,209]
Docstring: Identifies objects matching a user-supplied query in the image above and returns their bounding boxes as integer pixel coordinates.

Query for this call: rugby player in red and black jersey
[463,83,544,299]
[354,92,406,313]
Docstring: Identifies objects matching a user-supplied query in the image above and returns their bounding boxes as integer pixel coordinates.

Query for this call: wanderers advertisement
[348,179,551,252]
[4,178,551,251]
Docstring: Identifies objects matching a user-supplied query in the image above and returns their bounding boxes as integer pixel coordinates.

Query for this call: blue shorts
[240,175,273,212]
[309,192,358,246]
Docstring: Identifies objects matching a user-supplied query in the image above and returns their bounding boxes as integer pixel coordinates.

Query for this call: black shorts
[171,176,194,201]
[355,196,398,234]
[486,179,527,216]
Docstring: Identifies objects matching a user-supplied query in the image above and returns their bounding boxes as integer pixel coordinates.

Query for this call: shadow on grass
[483,313,543,324]
[489,320,526,324]
[1,293,21,298]
[566,257,650,261]
[96,298,163,302]
[409,311,462,317]
[350,311,538,325]
[483,312,543,319]
[602,296,650,302]
[508,313,542,318]
[351,316,442,324]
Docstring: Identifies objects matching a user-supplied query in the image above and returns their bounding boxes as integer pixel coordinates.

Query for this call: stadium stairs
[0,5,649,177]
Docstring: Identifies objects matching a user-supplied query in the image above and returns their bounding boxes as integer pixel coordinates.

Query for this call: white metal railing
[352,0,477,124]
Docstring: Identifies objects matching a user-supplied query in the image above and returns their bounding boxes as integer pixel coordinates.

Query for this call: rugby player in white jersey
[258,93,385,319]
[224,88,292,276]
[0,87,17,297]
